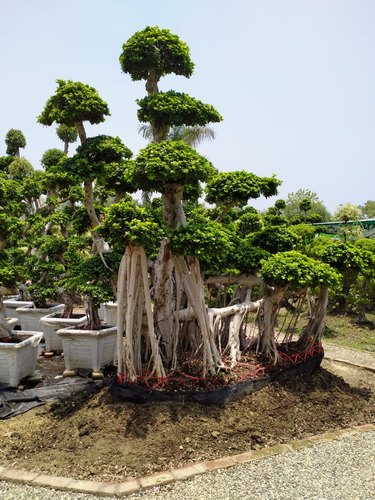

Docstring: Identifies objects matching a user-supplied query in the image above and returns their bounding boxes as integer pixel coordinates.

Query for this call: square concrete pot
[0,331,43,387]
[15,304,64,332]
[57,325,117,377]
[40,312,88,353]
[3,298,33,327]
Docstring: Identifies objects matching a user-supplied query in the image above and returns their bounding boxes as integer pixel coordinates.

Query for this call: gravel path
[0,431,374,499]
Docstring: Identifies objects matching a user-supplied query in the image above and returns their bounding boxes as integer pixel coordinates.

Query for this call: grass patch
[323,313,375,352]
[269,310,375,353]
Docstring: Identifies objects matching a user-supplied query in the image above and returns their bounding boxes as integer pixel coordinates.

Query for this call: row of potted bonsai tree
[1,26,373,389]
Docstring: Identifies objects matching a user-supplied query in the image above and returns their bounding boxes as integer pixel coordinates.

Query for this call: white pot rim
[0,331,43,349]
[57,325,117,338]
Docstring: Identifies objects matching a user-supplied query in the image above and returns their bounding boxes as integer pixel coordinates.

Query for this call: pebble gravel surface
[0,431,374,500]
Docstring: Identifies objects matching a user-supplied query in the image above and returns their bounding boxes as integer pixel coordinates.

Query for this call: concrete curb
[0,423,374,497]
[324,356,375,374]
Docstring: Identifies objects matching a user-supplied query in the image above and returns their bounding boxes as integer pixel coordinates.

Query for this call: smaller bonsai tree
[5,129,26,157]
[37,79,110,143]
[259,251,340,360]
[120,26,194,94]
[56,124,78,154]
[61,238,118,330]
[205,171,280,222]
[38,81,133,328]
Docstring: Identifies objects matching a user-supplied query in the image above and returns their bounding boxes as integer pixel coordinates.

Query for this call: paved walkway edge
[324,356,375,374]
[0,423,374,497]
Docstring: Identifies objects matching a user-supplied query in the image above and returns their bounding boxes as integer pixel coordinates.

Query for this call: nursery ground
[0,355,373,483]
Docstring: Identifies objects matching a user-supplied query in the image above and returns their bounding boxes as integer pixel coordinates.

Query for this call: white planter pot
[15,304,64,332]
[104,302,117,325]
[40,312,88,352]
[6,318,18,328]
[0,331,43,387]
[98,304,105,320]
[3,299,33,325]
[57,325,117,374]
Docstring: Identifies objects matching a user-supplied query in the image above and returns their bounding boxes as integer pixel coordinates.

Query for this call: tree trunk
[152,184,186,361]
[75,121,87,144]
[152,239,175,362]
[162,184,186,228]
[85,298,101,330]
[83,180,100,228]
[151,123,170,143]
[116,246,165,380]
[298,287,328,348]
[145,68,160,95]
[257,286,287,362]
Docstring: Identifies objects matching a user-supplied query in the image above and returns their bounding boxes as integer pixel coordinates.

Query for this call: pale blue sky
[1,0,374,213]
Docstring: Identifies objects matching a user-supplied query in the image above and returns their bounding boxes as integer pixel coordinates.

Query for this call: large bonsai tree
[102,27,297,379]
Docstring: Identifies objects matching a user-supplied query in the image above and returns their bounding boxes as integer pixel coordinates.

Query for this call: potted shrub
[56,252,118,378]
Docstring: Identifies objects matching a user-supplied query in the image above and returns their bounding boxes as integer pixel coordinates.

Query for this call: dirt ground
[0,355,374,483]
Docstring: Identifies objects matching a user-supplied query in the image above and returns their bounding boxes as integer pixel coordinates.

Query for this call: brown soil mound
[0,362,373,483]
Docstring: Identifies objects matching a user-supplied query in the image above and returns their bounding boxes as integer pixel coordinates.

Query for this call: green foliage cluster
[37,79,110,127]
[65,135,133,181]
[119,26,194,81]
[236,210,263,236]
[170,216,234,273]
[7,157,33,179]
[261,251,340,290]
[61,252,117,307]
[100,200,166,255]
[5,129,26,156]
[134,140,215,191]
[319,241,368,273]
[0,213,24,244]
[249,226,301,254]
[56,124,78,144]
[0,156,14,171]
[206,171,281,207]
[41,148,66,169]
[137,91,222,128]
[98,160,136,196]
[262,214,289,227]
[229,238,269,273]
[0,249,26,289]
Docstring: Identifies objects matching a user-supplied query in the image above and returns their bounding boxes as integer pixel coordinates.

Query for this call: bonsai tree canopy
[134,140,215,192]
[37,79,110,143]
[119,26,194,82]
[137,91,223,129]
[5,129,26,157]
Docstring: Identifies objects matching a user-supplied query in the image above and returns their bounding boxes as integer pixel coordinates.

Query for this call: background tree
[56,124,78,154]
[139,123,216,147]
[282,189,331,223]
[299,198,312,222]
[333,203,363,241]
[359,200,375,219]
[5,129,26,157]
